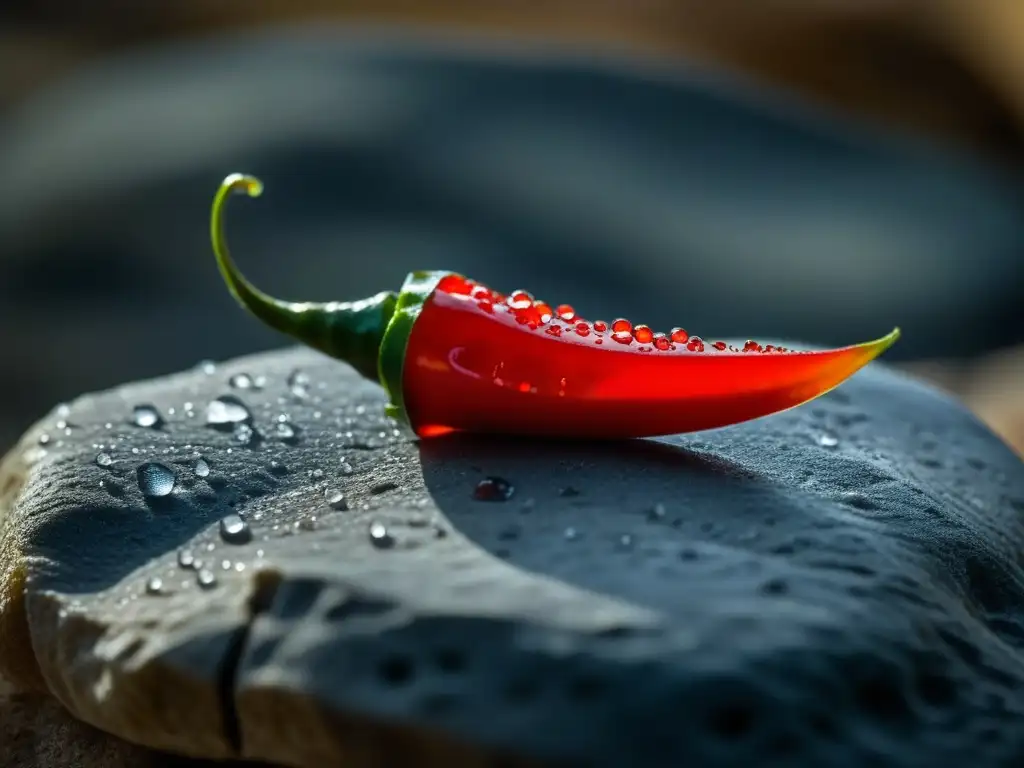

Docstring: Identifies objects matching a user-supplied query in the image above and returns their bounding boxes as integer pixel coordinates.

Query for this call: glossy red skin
[401,280,892,439]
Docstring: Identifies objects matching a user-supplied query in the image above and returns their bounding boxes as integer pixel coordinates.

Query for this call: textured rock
[1,347,1024,766]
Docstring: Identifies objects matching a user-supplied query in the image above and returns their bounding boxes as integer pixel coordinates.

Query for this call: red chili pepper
[211,174,900,439]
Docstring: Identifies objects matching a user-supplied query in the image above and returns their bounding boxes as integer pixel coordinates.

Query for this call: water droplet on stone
[177,549,196,569]
[474,477,515,502]
[229,373,254,389]
[96,452,114,467]
[38,433,50,445]
[194,458,211,477]
[818,433,839,449]
[288,370,310,399]
[197,360,217,375]
[564,527,579,541]
[206,395,251,427]
[233,423,257,446]
[617,534,634,550]
[197,569,217,589]
[310,468,324,480]
[137,462,176,497]
[132,404,162,429]
[145,576,164,595]
[274,422,299,444]
[325,489,348,510]
[369,521,395,549]
[220,514,252,544]
[267,460,288,475]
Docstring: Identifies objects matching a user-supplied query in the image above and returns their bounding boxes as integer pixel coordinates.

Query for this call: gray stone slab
[1,346,1023,766]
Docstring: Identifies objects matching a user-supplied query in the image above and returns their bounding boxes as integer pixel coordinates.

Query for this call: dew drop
[611,331,633,345]
[287,370,310,399]
[611,318,631,333]
[194,458,211,477]
[670,327,689,344]
[177,549,196,569]
[196,569,217,589]
[229,373,254,389]
[369,521,395,549]
[325,489,349,510]
[574,322,590,337]
[274,422,300,444]
[206,395,251,427]
[653,334,671,351]
[818,433,840,449]
[145,576,164,596]
[137,462,176,497]
[38,433,50,445]
[744,340,763,353]
[556,304,576,322]
[617,534,635,550]
[564,527,580,541]
[592,320,608,333]
[632,325,654,344]
[95,452,114,468]
[687,337,705,352]
[473,477,515,502]
[131,404,163,428]
[233,423,257,446]
[196,360,217,375]
[219,514,252,544]
[509,291,533,310]
[712,341,728,351]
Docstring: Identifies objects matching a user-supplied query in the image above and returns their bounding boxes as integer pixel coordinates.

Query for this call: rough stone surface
[1,346,1024,766]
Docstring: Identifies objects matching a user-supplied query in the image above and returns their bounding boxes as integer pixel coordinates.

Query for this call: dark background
[1,1,1023,454]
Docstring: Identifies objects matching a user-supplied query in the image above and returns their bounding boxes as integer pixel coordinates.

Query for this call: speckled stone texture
[1,347,1023,767]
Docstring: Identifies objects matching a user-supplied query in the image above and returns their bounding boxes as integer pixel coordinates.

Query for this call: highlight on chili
[210,173,900,439]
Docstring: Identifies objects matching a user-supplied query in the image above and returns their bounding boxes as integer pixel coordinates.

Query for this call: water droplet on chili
[670,328,689,343]
[633,325,654,343]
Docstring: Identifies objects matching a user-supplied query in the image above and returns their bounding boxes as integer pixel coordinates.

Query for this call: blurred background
[0,0,1021,456]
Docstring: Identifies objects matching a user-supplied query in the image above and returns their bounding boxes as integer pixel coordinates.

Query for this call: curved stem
[210,173,288,324]
[208,173,398,383]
